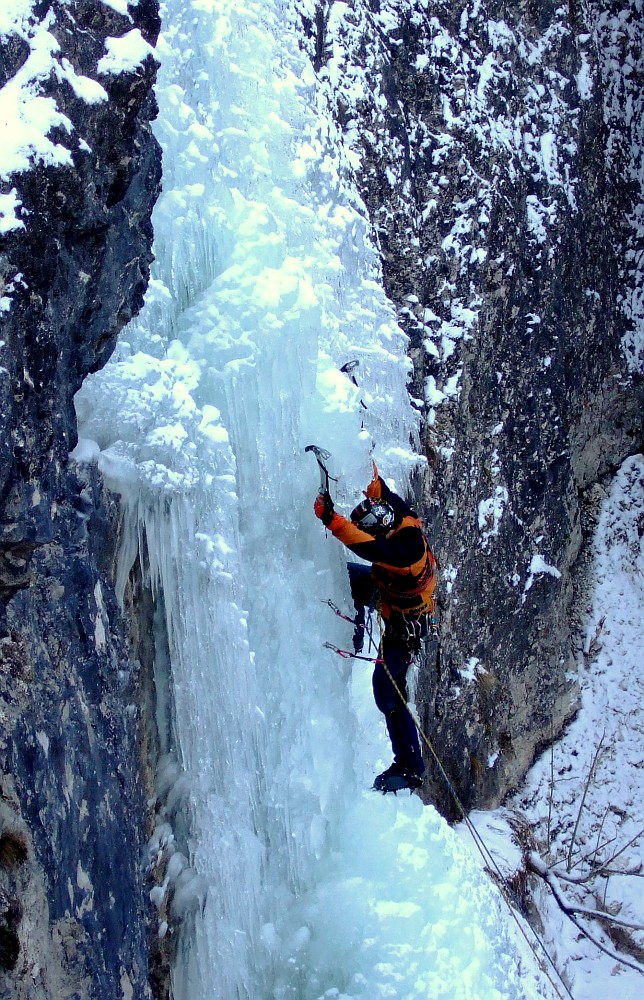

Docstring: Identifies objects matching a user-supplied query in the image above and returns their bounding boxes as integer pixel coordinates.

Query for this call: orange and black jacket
[326,477,437,618]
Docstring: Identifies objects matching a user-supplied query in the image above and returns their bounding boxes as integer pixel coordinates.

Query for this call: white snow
[99,0,134,17]
[0,189,24,234]
[504,455,644,999]
[523,553,562,600]
[58,58,108,105]
[528,554,562,579]
[97,29,156,76]
[0,14,75,181]
[478,485,509,549]
[0,0,33,37]
[526,195,557,245]
[575,52,593,100]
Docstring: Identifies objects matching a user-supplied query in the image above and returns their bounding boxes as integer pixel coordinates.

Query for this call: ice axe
[340,359,367,411]
[305,445,337,498]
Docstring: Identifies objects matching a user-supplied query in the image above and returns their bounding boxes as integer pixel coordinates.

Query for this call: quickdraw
[323,641,384,664]
[323,597,380,657]
[322,599,358,626]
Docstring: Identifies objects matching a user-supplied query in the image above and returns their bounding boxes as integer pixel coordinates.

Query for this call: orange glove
[365,460,382,499]
[314,493,335,526]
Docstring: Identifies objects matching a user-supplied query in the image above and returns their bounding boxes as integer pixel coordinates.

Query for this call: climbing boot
[373,762,424,794]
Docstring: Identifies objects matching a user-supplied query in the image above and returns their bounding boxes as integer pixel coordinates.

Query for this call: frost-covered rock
[0,1,161,997]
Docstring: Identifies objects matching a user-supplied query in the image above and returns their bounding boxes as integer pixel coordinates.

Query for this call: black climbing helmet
[350,498,396,535]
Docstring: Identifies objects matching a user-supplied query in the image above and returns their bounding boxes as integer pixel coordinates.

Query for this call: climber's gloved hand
[314,492,335,527]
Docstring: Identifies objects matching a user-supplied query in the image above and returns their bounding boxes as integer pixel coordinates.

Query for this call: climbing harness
[387,608,439,650]
[371,531,437,617]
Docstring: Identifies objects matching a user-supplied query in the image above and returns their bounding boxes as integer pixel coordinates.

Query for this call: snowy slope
[72,0,562,997]
[463,455,644,1000]
[504,456,644,1000]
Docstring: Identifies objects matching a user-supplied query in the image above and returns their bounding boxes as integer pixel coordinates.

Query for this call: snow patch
[97,29,156,75]
[522,553,562,601]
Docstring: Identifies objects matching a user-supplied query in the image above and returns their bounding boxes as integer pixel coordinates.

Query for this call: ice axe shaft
[305,445,337,496]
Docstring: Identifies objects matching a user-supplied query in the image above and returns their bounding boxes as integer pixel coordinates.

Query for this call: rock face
[0,1,161,996]
[1,0,643,993]
[303,0,644,814]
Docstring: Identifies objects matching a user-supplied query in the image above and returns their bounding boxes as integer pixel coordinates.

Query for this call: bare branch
[566,830,619,872]
[566,733,605,872]
[571,906,644,933]
[602,826,644,870]
[592,807,610,867]
[528,854,644,976]
[547,742,554,851]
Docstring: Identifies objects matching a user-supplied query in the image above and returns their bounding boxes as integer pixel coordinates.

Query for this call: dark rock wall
[0,2,161,996]
[301,0,644,814]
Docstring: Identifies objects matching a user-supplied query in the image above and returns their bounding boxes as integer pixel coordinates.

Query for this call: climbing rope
[324,601,573,1000]
[375,625,574,1000]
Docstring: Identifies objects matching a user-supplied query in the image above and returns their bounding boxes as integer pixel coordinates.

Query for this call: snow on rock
[509,454,644,998]
[0,2,161,993]
[0,0,160,306]
[522,553,562,601]
[0,188,23,234]
[0,7,76,186]
[97,28,156,75]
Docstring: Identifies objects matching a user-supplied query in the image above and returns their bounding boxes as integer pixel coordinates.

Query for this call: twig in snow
[584,615,605,659]
[552,826,644,885]
[601,825,644,871]
[528,854,644,976]
[566,732,605,872]
[547,740,555,852]
[592,806,610,868]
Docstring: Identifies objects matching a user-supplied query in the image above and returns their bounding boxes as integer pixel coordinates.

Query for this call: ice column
[75,0,417,996]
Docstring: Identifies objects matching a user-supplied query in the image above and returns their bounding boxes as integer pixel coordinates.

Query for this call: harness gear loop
[372,527,437,617]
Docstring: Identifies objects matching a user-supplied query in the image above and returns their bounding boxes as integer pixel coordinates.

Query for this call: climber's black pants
[347,563,425,775]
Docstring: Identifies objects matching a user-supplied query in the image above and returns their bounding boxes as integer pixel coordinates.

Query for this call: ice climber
[314,463,437,793]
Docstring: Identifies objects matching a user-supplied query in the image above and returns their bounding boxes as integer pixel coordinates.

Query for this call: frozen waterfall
[74,1,554,997]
